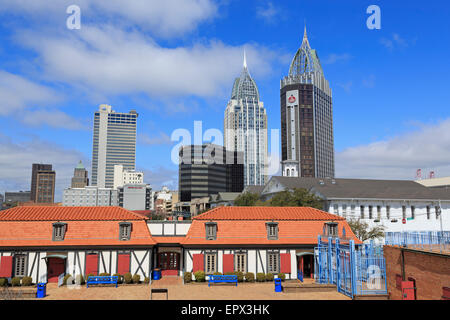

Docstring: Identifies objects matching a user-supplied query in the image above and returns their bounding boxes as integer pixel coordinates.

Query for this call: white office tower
[91,104,138,188]
[224,52,268,186]
[113,164,144,189]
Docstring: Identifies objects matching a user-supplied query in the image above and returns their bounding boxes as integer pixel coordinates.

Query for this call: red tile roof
[194,206,346,221]
[0,206,155,247]
[183,206,360,245]
[0,206,148,221]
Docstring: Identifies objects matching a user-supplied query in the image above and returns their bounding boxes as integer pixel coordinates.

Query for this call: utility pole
[438,200,443,253]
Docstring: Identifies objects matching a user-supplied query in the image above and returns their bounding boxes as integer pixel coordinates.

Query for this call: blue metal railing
[385,231,450,253]
[315,236,387,298]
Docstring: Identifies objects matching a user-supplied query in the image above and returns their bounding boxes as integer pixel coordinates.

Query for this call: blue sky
[1,0,450,200]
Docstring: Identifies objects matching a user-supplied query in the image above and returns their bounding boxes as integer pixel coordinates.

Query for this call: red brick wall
[384,245,450,300]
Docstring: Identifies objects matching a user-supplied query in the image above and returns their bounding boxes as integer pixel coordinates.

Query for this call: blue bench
[86,276,118,288]
[208,275,238,287]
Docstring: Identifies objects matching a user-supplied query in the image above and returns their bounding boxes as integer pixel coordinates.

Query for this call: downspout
[400,248,406,281]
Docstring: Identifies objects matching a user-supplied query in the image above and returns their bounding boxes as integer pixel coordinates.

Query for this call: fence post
[335,238,340,292]
[349,240,356,298]
[328,237,333,284]
[317,235,321,283]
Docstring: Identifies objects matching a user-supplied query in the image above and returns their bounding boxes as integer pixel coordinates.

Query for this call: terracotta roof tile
[0,220,155,247]
[194,206,345,221]
[0,206,147,221]
[0,206,155,247]
[184,206,360,245]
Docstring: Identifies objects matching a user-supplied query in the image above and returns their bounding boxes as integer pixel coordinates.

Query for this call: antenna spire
[243,49,247,69]
[303,23,308,43]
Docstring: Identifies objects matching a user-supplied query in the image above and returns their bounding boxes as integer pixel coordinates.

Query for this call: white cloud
[256,2,279,23]
[0,0,217,38]
[138,132,173,146]
[15,25,279,102]
[322,53,352,65]
[362,74,376,88]
[20,110,86,130]
[141,166,178,191]
[0,70,84,129]
[336,119,450,180]
[0,70,60,116]
[336,81,353,93]
[380,33,410,50]
[0,135,89,201]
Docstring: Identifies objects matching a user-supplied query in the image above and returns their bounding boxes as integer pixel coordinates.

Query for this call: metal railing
[385,231,450,254]
[315,236,387,298]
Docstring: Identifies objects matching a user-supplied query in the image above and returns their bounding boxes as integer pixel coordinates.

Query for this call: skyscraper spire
[302,24,309,46]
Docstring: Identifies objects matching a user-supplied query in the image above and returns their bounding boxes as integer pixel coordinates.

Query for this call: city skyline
[1,1,450,201]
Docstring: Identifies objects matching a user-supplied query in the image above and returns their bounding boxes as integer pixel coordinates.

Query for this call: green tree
[266,188,323,209]
[151,212,165,221]
[234,192,260,206]
[347,218,385,242]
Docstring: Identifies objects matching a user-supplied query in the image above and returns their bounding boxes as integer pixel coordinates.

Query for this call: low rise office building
[113,164,144,189]
[63,186,118,207]
[118,184,152,211]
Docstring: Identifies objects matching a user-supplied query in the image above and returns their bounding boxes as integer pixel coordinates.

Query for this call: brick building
[384,245,450,300]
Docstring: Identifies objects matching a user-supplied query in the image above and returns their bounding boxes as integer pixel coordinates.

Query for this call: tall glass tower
[91,104,138,188]
[224,53,268,186]
[280,27,334,178]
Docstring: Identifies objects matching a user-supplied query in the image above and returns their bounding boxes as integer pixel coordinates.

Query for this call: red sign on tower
[288,95,296,103]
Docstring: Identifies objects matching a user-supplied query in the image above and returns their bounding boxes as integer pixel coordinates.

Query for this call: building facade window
[435,206,440,220]
[360,206,365,219]
[14,254,27,277]
[205,253,217,274]
[386,206,390,219]
[333,204,339,215]
[427,206,431,220]
[205,222,217,240]
[411,206,415,219]
[324,222,338,237]
[342,204,347,218]
[119,222,132,241]
[369,206,373,219]
[267,252,280,274]
[52,222,67,241]
[351,205,355,217]
[377,206,381,220]
[266,222,278,240]
[235,253,246,273]
[402,206,406,219]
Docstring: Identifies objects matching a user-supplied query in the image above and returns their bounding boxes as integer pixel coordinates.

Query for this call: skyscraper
[30,163,55,203]
[280,27,334,178]
[178,144,244,202]
[71,160,89,188]
[224,53,268,186]
[91,104,138,188]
